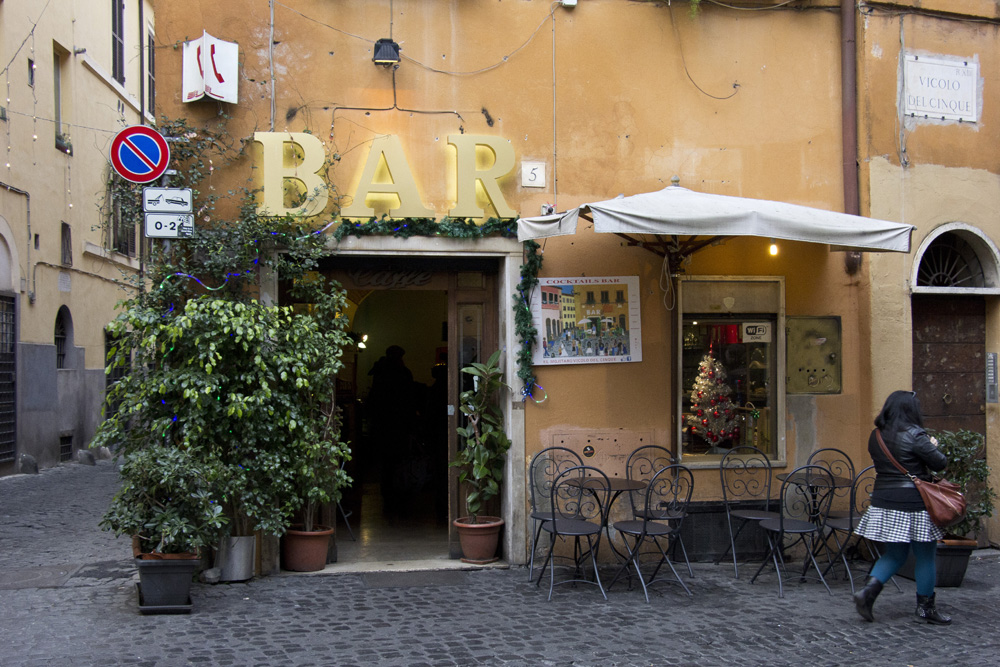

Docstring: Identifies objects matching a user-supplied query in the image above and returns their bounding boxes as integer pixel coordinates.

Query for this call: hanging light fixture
[372,38,400,66]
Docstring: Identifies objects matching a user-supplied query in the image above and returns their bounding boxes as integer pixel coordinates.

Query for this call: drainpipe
[842,0,859,216]
[139,0,145,125]
[1,182,32,303]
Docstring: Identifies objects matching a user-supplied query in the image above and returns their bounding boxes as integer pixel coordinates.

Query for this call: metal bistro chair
[624,445,692,576]
[717,445,780,578]
[609,464,694,601]
[806,447,856,518]
[536,465,611,601]
[822,465,901,594]
[750,464,837,598]
[527,446,584,580]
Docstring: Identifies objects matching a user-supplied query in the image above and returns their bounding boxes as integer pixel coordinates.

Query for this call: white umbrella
[517,183,913,253]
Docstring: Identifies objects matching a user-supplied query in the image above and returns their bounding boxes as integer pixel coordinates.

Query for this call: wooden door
[912,294,986,434]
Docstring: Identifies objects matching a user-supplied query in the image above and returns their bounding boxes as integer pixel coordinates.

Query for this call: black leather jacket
[869,426,948,491]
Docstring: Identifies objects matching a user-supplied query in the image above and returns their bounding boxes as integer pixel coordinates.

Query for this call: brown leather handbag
[875,430,967,529]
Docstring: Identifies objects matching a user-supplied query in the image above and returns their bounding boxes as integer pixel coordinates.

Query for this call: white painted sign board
[143,187,193,213]
[182,31,239,104]
[903,55,978,122]
[742,322,771,343]
[145,213,194,238]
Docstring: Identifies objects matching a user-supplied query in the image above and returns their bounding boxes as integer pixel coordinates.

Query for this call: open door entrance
[310,259,497,566]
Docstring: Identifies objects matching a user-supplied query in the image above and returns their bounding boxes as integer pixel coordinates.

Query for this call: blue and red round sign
[110,126,170,183]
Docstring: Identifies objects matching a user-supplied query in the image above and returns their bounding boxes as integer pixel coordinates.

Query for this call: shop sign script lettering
[348,269,433,289]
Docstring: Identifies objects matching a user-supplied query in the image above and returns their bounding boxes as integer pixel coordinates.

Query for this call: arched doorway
[911,224,1000,434]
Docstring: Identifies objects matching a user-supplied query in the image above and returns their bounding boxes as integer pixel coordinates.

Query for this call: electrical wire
[668,1,740,100]
[274,0,557,77]
[0,0,52,78]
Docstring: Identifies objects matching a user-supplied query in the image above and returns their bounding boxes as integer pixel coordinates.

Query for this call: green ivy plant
[930,429,996,539]
[451,350,512,524]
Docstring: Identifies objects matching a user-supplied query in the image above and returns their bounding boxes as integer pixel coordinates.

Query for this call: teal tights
[870,541,937,596]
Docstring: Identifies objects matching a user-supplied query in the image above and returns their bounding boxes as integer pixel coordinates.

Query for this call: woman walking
[852,390,951,625]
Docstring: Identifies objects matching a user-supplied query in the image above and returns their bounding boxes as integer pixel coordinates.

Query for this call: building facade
[0,0,155,473]
[151,0,998,565]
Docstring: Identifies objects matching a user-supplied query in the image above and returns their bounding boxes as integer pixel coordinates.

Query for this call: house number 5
[521,161,546,188]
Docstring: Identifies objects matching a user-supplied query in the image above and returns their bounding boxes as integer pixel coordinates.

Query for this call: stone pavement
[2,461,1000,667]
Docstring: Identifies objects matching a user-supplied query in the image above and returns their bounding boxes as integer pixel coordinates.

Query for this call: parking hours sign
[110,126,171,183]
[143,187,194,238]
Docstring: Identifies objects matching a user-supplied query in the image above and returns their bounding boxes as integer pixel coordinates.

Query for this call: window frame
[111,0,125,85]
[675,276,786,468]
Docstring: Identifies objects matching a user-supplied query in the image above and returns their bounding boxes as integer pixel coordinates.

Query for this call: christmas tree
[686,352,739,446]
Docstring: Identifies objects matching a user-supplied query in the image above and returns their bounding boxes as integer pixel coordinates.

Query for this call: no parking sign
[110,126,170,183]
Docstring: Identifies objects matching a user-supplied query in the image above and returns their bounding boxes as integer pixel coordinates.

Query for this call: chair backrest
[776,464,836,529]
[550,465,610,526]
[642,464,694,529]
[806,447,855,514]
[850,465,877,520]
[529,446,583,514]
[625,445,676,515]
[719,445,773,511]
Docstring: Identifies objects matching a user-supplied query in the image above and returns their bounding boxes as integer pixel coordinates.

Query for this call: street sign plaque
[145,213,194,238]
[143,187,193,213]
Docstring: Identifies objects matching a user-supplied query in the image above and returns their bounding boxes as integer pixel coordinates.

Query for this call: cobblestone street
[2,461,999,666]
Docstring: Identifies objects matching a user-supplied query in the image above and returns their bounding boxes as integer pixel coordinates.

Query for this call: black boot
[915,593,952,625]
[852,576,883,622]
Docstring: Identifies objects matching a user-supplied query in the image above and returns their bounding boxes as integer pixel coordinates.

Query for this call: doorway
[911,294,986,435]
[318,257,498,565]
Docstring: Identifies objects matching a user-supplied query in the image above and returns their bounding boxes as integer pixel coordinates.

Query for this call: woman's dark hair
[875,390,924,432]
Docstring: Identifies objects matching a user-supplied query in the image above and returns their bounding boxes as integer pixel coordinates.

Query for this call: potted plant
[99,442,226,612]
[899,429,996,586]
[96,288,353,580]
[277,283,354,572]
[450,350,512,564]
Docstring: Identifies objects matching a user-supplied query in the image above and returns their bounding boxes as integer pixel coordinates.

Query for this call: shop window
[678,277,784,464]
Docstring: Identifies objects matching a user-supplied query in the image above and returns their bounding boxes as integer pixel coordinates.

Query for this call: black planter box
[677,500,769,563]
[896,541,974,587]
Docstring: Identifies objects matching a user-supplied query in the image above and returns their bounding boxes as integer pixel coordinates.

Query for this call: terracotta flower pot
[281,525,334,572]
[453,516,503,564]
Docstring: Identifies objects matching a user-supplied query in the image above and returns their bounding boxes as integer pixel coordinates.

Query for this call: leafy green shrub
[930,429,996,539]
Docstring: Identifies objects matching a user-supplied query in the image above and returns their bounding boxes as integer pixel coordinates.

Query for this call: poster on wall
[531,276,642,365]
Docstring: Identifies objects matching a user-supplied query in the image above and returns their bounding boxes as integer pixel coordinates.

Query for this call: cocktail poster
[530,276,642,365]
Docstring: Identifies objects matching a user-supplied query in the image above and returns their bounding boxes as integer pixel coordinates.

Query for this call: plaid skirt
[855,506,943,543]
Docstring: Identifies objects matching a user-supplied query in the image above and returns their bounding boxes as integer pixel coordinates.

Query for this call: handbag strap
[875,429,919,482]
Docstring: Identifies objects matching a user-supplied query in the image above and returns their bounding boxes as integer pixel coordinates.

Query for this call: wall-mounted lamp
[769,239,779,256]
[358,333,368,349]
[372,38,400,66]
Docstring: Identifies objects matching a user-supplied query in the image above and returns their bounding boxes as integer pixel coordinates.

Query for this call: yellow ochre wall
[859,3,1000,544]
[152,0,1000,551]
